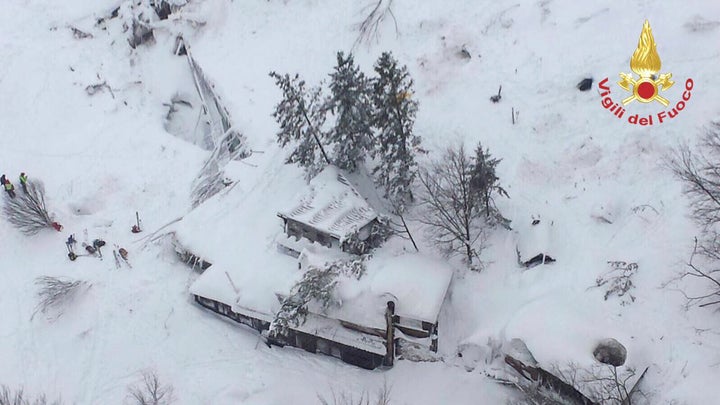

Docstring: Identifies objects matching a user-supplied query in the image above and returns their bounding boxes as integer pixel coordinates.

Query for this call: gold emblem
[618,20,674,106]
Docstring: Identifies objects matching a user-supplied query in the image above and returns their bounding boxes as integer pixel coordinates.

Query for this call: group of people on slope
[0,172,28,199]
[65,234,108,261]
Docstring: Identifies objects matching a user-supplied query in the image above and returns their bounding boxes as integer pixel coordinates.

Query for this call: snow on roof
[277,165,378,241]
[331,252,455,328]
[178,163,451,337]
[187,252,299,317]
[298,245,351,268]
[515,217,556,263]
[189,262,238,306]
[177,162,307,317]
[293,313,387,356]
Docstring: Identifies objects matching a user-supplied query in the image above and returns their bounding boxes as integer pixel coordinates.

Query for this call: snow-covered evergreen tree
[371,52,421,213]
[270,265,339,339]
[470,142,510,228]
[270,72,330,178]
[269,257,369,338]
[326,52,375,173]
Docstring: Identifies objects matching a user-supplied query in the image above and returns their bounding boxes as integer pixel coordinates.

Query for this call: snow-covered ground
[1,0,719,403]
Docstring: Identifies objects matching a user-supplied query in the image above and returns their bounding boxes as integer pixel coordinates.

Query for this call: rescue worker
[66,234,77,253]
[19,172,28,194]
[4,179,15,198]
[92,239,106,258]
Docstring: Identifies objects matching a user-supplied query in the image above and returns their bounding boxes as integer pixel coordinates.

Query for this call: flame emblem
[618,20,674,106]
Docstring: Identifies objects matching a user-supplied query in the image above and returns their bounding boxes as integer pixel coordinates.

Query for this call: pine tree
[371,52,421,213]
[270,264,339,338]
[269,72,330,178]
[269,257,369,338]
[470,142,510,228]
[327,52,374,173]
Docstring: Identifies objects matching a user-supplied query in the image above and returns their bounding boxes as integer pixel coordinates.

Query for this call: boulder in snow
[577,77,593,91]
[593,338,627,366]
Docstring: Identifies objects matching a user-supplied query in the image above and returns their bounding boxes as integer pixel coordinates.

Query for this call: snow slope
[1,0,719,403]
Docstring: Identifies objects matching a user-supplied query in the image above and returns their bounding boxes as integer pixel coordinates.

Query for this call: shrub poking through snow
[318,380,392,405]
[550,362,639,405]
[0,386,61,405]
[32,276,91,320]
[595,261,638,305]
[127,371,174,405]
[3,180,56,236]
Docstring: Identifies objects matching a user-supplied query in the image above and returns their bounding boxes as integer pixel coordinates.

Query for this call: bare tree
[3,181,56,235]
[32,276,91,321]
[668,123,720,308]
[0,386,61,405]
[352,0,399,50]
[417,144,487,269]
[128,371,174,405]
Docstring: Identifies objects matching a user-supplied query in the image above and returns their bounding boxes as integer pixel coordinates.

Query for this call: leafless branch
[666,123,720,310]
[352,0,399,50]
[3,180,55,235]
[32,276,91,321]
[671,238,720,309]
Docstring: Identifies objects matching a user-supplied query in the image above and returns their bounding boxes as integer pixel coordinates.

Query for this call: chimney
[384,301,396,366]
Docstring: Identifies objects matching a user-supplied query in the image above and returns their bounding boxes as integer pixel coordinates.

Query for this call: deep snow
[1,0,719,404]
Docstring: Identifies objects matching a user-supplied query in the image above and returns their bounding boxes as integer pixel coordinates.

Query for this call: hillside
[1,0,719,404]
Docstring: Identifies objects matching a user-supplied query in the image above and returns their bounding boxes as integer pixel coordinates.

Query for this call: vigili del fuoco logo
[598,20,694,126]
